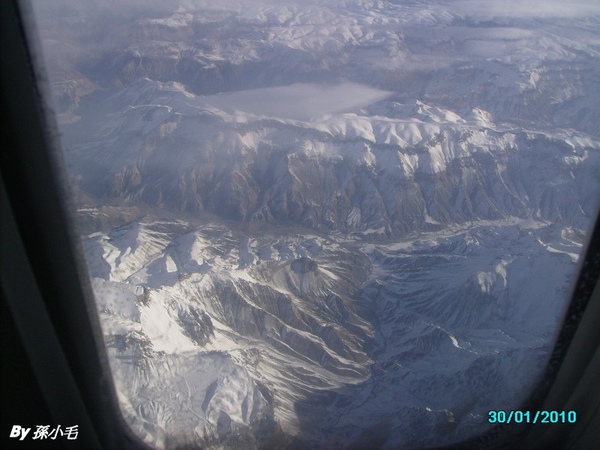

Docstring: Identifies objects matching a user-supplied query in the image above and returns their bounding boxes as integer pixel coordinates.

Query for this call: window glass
[26,0,600,448]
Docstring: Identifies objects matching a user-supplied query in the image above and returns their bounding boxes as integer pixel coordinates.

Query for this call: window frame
[1,1,149,448]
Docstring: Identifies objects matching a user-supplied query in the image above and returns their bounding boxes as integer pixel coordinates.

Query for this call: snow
[85,214,587,448]
[203,82,392,121]
[139,295,198,354]
[36,0,600,446]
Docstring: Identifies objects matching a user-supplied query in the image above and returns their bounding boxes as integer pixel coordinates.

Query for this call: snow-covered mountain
[29,0,600,448]
[38,0,600,135]
[66,77,599,237]
[85,215,580,448]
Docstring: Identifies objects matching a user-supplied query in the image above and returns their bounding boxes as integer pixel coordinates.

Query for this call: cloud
[452,0,600,19]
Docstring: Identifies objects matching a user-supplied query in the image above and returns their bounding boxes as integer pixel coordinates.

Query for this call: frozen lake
[204,82,393,121]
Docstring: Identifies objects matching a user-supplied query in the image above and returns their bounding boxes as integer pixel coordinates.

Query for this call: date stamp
[488,410,576,424]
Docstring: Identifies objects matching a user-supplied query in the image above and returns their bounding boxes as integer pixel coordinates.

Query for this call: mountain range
[30,0,600,448]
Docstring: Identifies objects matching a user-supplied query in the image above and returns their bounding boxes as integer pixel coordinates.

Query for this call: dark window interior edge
[0,1,149,449]
[1,0,599,448]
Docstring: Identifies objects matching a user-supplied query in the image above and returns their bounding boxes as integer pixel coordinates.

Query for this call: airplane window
[22,0,600,448]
